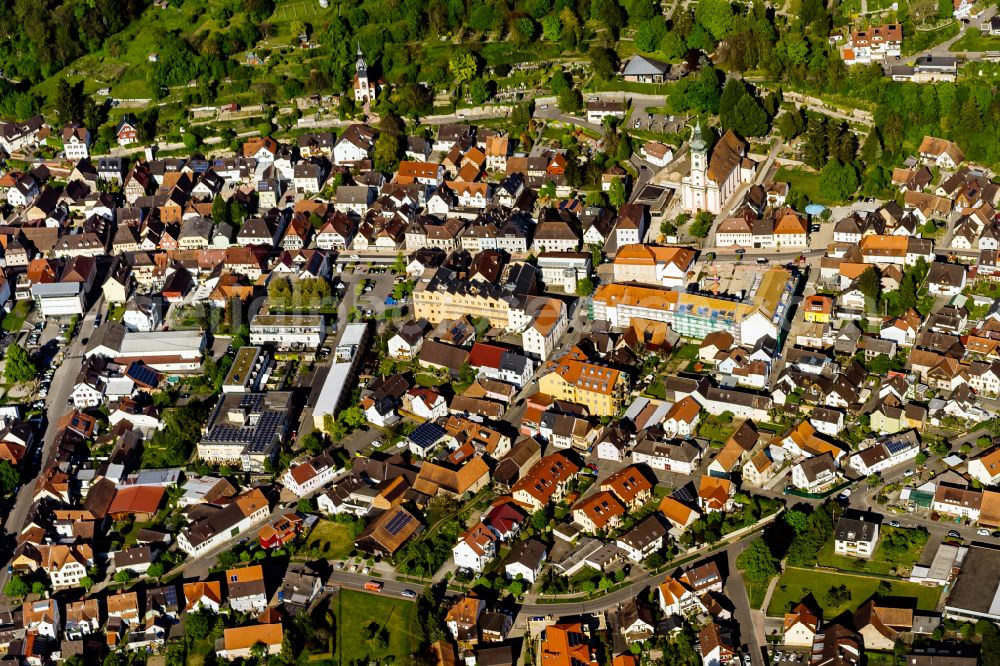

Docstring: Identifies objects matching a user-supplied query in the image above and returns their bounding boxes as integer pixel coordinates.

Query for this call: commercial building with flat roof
[222,347,270,393]
[592,266,798,346]
[197,392,294,472]
[249,313,326,351]
[944,545,1000,621]
[85,323,206,372]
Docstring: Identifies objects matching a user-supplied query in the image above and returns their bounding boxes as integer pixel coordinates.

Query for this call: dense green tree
[542,15,562,41]
[689,211,714,238]
[558,87,583,113]
[777,107,805,140]
[660,30,686,59]
[576,278,595,296]
[54,79,84,123]
[736,539,779,585]
[819,159,860,202]
[695,0,734,40]
[589,47,616,81]
[4,344,36,384]
[448,53,478,86]
[591,0,624,36]
[635,19,667,52]
[469,79,491,105]
[0,461,19,497]
[3,575,29,600]
[512,17,536,44]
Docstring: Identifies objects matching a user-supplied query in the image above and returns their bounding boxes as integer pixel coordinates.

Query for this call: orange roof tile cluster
[613,244,696,269]
[223,623,283,651]
[107,485,167,516]
[601,465,654,505]
[572,490,626,530]
[544,348,624,396]
[184,581,223,611]
[698,475,733,511]
[665,396,701,424]
[512,452,580,506]
[540,622,597,666]
[659,496,698,528]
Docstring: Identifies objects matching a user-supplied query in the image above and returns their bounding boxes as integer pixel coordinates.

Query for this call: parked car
[889,520,900,527]
[401,589,416,598]
[948,530,962,538]
[978,528,991,536]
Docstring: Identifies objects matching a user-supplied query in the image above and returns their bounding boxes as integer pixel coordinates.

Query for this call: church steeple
[356,44,367,74]
[690,120,706,152]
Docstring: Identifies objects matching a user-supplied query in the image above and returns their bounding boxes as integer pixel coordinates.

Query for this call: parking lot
[771,649,808,665]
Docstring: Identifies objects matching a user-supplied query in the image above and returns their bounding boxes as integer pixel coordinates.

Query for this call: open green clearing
[334,589,419,664]
[2,301,30,334]
[815,527,928,575]
[304,520,355,560]
[774,166,843,207]
[766,567,941,618]
[949,31,1000,52]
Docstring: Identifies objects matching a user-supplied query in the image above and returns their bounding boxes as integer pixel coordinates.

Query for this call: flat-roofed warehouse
[85,322,206,372]
[944,544,1000,621]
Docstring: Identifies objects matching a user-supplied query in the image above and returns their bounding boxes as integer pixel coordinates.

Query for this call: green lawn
[949,31,1000,52]
[414,373,447,387]
[334,589,419,664]
[766,567,941,618]
[747,581,769,610]
[304,520,355,560]
[774,166,844,207]
[816,527,928,575]
[903,21,961,55]
[698,414,737,446]
[2,301,30,334]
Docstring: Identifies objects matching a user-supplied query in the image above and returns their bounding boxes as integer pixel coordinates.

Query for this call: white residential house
[62,126,91,160]
[282,453,339,498]
[790,453,838,492]
[969,447,1000,486]
[848,432,920,476]
[504,539,547,584]
[451,522,498,574]
[657,577,705,617]
[834,517,879,558]
[122,295,161,332]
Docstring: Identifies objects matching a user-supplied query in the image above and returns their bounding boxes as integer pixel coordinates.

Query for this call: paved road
[0,298,102,599]
[727,542,768,666]
[906,8,997,59]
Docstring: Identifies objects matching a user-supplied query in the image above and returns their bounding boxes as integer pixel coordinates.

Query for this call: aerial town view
[2,0,1000,665]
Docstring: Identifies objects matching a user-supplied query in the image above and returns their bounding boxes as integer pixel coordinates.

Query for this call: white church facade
[353,46,377,104]
[680,122,756,215]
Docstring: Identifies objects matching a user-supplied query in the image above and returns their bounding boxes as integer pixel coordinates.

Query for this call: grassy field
[2,301,30,334]
[773,166,843,207]
[334,589,419,664]
[304,520,355,560]
[816,527,928,575]
[949,31,1000,52]
[766,567,941,618]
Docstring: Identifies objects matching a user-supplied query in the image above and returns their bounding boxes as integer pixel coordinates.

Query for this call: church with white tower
[680,121,756,215]
[353,45,377,104]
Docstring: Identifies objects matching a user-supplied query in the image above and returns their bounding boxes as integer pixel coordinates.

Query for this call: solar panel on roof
[384,511,412,536]
[885,439,910,456]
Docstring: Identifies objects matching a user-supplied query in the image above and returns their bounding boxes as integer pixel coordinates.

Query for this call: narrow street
[0,298,102,600]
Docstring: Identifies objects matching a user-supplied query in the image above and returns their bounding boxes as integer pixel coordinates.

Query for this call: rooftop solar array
[126,362,161,387]
[384,511,413,536]
[409,422,446,449]
[884,438,911,456]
